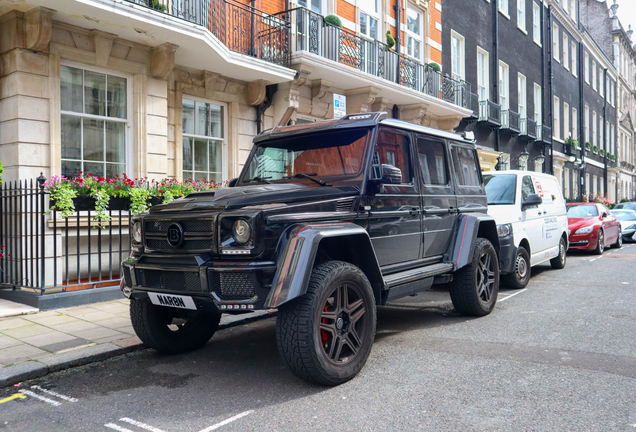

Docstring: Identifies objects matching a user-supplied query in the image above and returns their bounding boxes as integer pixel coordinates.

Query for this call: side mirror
[602,212,608,218]
[522,193,542,210]
[380,164,403,185]
[228,178,238,187]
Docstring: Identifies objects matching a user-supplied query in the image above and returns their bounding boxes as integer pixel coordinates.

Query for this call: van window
[417,139,448,185]
[451,146,481,186]
[521,176,536,201]
[373,129,413,184]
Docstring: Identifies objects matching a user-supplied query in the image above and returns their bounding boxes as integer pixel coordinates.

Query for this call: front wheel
[276,261,377,386]
[612,227,623,248]
[550,236,567,269]
[502,246,530,289]
[594,229,605,255]
[130,299,221,354]
[449,238,499,316]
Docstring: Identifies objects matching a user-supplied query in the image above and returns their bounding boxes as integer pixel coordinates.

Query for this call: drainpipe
[578,39,585,199]
[250,0,257,56]
[603,68,608,196]
[394,0,401,84]
[255,84,278,134]
[547,5,554,175]
[540,1,547,173]
[493,0,500,153]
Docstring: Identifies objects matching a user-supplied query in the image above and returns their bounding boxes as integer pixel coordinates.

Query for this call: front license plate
[148,292,197,310]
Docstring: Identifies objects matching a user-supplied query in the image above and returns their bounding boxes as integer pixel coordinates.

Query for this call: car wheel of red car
[594,229,605,255]
[612,227,622,248]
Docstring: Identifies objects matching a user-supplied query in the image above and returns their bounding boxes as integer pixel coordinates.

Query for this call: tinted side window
[417,139,448,186]
[373,129,413,184]
[521,176,535,201]
[451,146,481,186]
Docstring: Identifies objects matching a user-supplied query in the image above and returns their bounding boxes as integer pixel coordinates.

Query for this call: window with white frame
[593,175,597,196]
[564,168,570,199]
[533,2,541,44]
[592,111,597,147]
[477,47,490,101]
[406,7,423,60]
[60,64,129,178]
[592,61,597,91]
[451,31,465,81]
[518,73,527,120]
[572,171,578,198]
[606,121,610,152]
[553,23,559,62]
[498,0,509,16]
[297,0,322,13]
[563,102,569,139]
[572,107,578,140]
[553,96,560,139]
[571,41,577,76]
[599,117,604,149]
[359,0,379,40]
[518,0,526,31]
[563,0,569,13]
[570,0,577,21]
[499,61,509,111]
[584,52,589,83]
[611,124,615,154]
[600,70,605,98]
[610,79,615,106]
[563,34,569,70]
[584,105,589,143]
[182,98,226,182]
[534,83,542,124]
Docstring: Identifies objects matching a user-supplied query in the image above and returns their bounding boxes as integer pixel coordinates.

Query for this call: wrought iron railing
[478,100,501,125]
[501,110,520,133]
[542,125,552,143]
[0,178,130,293]
[526,119,537,139]
[280,7,470,109]
[468,92,480,118]
[129,0,291,67]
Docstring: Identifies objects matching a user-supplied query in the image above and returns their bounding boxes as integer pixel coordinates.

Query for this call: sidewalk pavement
[0,298,276,388]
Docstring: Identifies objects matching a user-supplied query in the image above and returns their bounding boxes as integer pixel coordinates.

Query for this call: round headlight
[232,219,252,245]
[133,222,142,243]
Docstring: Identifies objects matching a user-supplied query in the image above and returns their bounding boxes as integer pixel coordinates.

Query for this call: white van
[483,170,569,288]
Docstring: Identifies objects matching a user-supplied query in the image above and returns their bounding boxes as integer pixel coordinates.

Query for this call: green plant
[428,62,441,72]
[621,198,630,203]
[586,142,592,150]
[130,187,150,215]
[592,145,599,153]
[0,160,3,187]
[600,149,606,157]
[149,0,167,12]
[90,188,111,228]
[162,190,174,204]
[48,183,78,218]
[323,15,342,28]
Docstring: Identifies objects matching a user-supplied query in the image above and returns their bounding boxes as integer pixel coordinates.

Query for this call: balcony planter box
[108,197,131,210]
[147,196,163,207]
[50,196,133,211]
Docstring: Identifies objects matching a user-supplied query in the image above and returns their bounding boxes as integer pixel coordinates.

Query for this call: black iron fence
[281,7,470,109]
[129,0,291,67]
[0,177,130,294]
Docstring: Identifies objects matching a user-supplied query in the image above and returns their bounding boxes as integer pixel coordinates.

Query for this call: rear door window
[450,146,481,187]
[417,139,448,186]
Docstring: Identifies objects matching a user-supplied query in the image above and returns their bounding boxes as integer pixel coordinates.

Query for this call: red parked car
[567,203,622,254]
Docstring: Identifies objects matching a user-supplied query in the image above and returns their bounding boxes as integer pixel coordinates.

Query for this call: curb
[0,310,277,388]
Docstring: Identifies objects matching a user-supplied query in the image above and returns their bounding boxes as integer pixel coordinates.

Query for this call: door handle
[409,208,421,216]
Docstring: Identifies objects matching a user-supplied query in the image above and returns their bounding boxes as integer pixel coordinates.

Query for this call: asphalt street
[1,245,635,431]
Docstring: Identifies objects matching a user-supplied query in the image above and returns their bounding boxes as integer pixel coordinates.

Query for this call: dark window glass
[521,175,536,201]
[417,139,448,185]
[372,130,413,184]
[451,146,480,186]
[484,174,516,205]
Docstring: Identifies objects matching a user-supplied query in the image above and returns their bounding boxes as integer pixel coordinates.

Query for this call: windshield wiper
[248,176,272,184]
[283,172,330,187]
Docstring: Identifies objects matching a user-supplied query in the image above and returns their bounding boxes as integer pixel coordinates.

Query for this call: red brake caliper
[321,306,329,346]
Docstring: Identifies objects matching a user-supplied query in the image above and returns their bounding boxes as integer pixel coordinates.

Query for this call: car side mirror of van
[228,178,238,187]
[522,193,542,210]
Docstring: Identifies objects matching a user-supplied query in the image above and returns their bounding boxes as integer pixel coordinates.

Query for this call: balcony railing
[465,92,479,119]
[501,110,520,134]
[539,125,552,144]
[478,100,501,127]
[281,7,470,109]
[520,118,537,139]
[129,0,291,67]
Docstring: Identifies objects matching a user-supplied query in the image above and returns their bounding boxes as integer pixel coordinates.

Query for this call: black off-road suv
[121,112,500,385]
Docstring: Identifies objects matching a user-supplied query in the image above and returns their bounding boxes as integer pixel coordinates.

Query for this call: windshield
[484,174,516,205]
[241,129,369,184]
[613,211,636,221]
[567,205,598,217]
[614,203,636,210]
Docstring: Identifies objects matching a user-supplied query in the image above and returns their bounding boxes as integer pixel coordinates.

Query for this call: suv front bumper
[121,256,276,313]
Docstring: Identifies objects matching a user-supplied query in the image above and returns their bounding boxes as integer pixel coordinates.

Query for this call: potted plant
[323,14,342,28]
[148,0,167,12]
[428,62,441,72]
[600,149,606,157]
[586,142,592,151]
[565,137,579,155]
[592,145,599,154]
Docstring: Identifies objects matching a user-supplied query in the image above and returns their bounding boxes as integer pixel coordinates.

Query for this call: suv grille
[136,269,203,292]
[210,272,256,300]
[144,219,215,252]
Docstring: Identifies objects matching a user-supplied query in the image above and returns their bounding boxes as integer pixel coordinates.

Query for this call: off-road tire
[550,236,567,269]
[594,229,605,255]
[276,261,376,386]
[502,246,530,289]
[130,299,221,354]
[449,238,499,316]
[612,227,623,248]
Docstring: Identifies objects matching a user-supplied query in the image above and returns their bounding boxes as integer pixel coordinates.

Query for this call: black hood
[149,183,360,213]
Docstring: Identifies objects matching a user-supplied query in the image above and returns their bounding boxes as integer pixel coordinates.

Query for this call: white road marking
[104,423,135,432]
[198,410,254,432]
[20,390,61,407]
[498,289,528,302]
[30,386,78,402]
[119,418,166,432]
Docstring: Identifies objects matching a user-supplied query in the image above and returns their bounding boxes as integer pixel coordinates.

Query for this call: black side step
[384,263,454,288]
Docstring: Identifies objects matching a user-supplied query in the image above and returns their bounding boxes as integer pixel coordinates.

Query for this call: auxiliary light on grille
[222,249,251,255]
[219,304,254,310]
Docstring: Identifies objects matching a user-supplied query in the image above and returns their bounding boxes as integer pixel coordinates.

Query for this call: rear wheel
[612,227,623,248]
[276,261,376,386]
[502,246,530,289]
[550,236,567,269]
[130,299,221,354]
[594,229,605,255]
[449,238,499,316]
